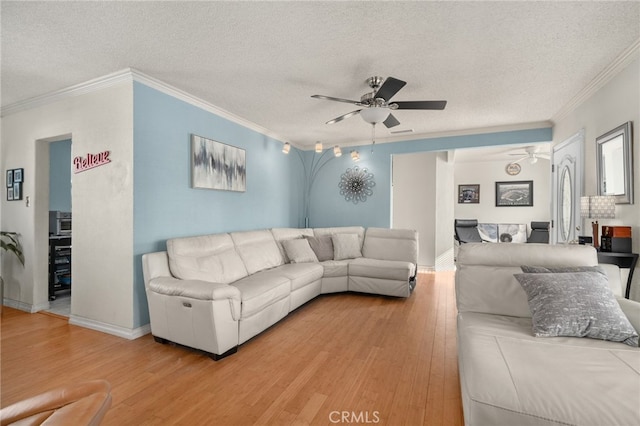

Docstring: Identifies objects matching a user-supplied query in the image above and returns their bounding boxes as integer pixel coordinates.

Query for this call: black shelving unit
[49,236,71,300]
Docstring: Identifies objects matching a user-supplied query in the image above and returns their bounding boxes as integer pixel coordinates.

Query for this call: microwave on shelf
[49,211,72,235]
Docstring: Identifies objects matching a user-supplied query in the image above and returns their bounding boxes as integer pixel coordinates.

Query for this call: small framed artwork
[7,187,13,201]
[13,168,23,183]
[495,180,533,207]
[12,183,22,200]
[458,184,480,204]
[6,170,13,187]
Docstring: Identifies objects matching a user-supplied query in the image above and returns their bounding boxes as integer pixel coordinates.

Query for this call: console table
[597,251,638,299]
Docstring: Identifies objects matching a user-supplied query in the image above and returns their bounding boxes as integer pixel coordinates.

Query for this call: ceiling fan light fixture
[282,142,291,154]
[529,156,538,164]
[315,141,323,153]
[360,107,390,124]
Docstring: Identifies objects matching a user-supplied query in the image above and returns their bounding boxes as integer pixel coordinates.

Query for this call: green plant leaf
[1,231,25,266]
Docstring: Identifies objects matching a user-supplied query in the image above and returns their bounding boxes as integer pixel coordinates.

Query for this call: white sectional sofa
[142,226,418,360]
[455,243,640,426]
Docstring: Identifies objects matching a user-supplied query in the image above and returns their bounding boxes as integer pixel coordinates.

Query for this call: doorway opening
[36,135,73,317]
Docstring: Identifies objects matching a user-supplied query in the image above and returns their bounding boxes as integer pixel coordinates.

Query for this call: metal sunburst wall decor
[338,166,375,204]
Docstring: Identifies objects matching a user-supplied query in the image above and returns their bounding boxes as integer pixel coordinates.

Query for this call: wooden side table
[597,251,639,299]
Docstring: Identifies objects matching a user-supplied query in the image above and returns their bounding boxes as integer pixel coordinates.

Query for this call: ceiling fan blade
[393,100,447,110]
[374,77,406,102]
[383,113,401,128]
[311,95,362,105]
[512,156,528,164]
[326,110,361,125]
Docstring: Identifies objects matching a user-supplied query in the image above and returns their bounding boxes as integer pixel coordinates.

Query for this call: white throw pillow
[282,239,319,264]
[332,233,362,260]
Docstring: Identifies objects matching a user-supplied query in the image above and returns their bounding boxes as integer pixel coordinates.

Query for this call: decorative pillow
[514,271,639,346]
[521,265,606,275]
[281,239,318,264]
[332,233,362,260]
[304,235,334,261]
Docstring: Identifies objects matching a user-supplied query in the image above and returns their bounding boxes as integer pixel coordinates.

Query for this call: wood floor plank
[1,272,464,425]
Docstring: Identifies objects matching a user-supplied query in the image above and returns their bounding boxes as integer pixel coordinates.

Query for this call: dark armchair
[527,221,550,243]
[454,219,484,243]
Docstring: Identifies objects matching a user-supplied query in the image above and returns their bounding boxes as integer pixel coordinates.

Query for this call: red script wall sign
[73,151,111,174]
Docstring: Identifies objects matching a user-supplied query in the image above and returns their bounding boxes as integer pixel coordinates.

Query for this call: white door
[551,130,584,244]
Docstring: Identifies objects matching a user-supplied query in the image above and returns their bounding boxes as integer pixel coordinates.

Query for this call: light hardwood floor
[1,272,463,425]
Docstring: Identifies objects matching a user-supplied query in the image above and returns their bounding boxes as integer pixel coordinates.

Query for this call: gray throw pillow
[332,233,362,260]
[514,271,639,346]
[521,265,606,275]
[305,235,334,261]
[281,239,318,264]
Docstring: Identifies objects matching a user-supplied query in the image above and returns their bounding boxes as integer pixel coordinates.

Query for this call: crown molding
[128,69,294,146]
[0,69,133,117]
[552,38,640,123]
[0,67,296,147]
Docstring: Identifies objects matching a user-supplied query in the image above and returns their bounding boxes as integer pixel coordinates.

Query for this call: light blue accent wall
[309,128,552,228]
[132,82,302,327]
[49,139,72,213]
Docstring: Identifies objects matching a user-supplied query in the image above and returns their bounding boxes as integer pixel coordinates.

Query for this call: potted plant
[1,231,25,312]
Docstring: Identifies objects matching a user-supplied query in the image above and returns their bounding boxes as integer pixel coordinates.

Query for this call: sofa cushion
[319,260,350,278]
[271,228,314,263]
[167,234,248,284]
[314,226,365,245]
[349,258,416,281]
[455,243,599,317]
[231,271,291,319]
[230,230,284,275]
[514,271,639,346]
[457,312,640,426]
[363,227,418,266]
[274,263,324,291]
[332,233,363,260]
[304,235,334,261]
[282,239,318,264]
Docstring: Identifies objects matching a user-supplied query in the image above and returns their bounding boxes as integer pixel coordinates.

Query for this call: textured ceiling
[2,1,639,148]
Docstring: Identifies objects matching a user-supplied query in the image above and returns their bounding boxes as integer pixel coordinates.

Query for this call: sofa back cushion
[455,243,598,317]
[230,230,284,275]
[363,228,418,266]
[314,227,364,246]
[167,234,248,284]
[271,228,314,263]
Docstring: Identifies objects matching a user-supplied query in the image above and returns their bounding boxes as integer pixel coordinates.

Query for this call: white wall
[454,158,551,228]
[1,82,136,333]
[392,151,455,271]
[553,55,640,300]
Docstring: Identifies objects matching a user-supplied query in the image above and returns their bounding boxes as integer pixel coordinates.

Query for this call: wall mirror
[596,121,633,204]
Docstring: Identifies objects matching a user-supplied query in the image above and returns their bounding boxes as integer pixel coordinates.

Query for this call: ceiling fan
[509,146,551,164]
[311,76,447,129]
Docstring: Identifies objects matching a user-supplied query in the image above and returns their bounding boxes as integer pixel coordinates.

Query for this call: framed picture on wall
[6,170,13,187]
[495,180,533,207]
[13,168,23,183]
[7,187,13,201]
[191,134,246,192]
[458,184,480,204]
[12,183,22,201]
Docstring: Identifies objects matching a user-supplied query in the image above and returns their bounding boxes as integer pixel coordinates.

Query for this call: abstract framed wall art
[191,134,246,192]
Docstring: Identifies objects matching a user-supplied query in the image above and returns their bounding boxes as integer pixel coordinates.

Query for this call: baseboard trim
[3,299,50,313]
[69,315,151,340]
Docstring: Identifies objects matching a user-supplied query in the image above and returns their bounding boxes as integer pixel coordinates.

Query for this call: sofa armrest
[617,297,640,346]
[149,276,241,302]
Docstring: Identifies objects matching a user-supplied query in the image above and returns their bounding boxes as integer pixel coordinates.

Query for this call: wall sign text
[73,151,111,174]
